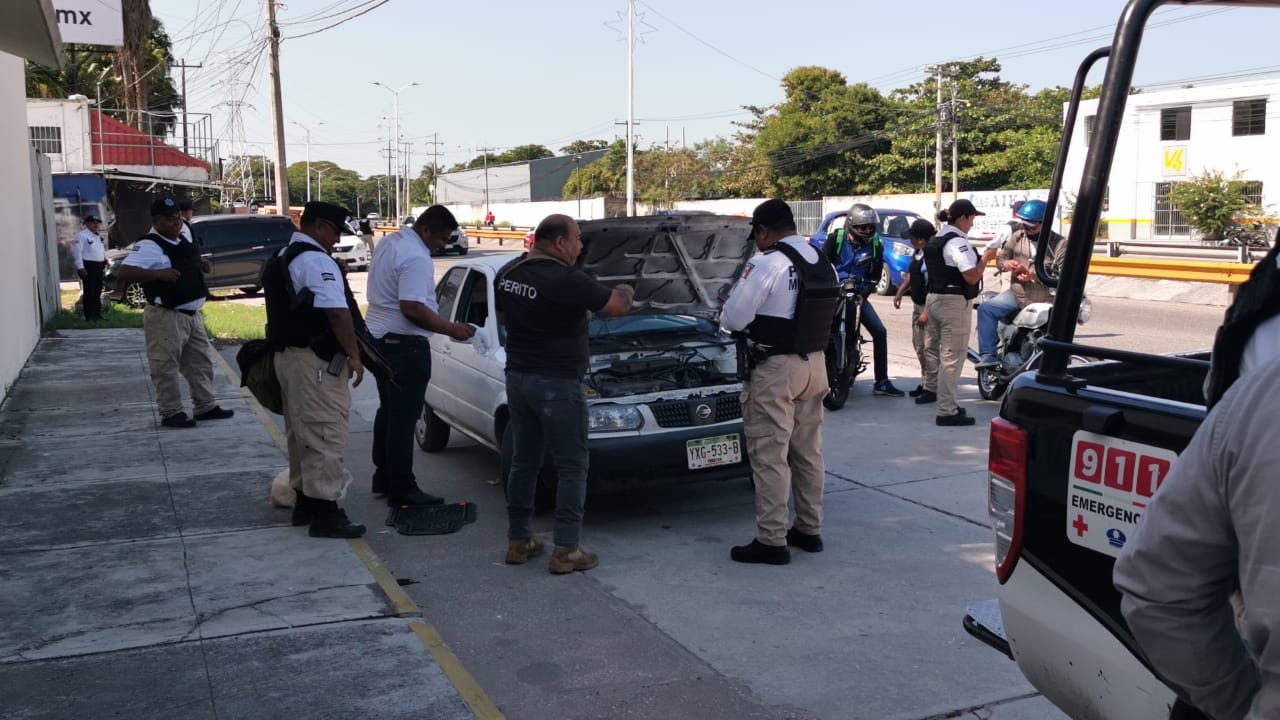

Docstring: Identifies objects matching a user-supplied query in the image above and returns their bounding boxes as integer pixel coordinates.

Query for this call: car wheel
[415,403,451,452]
[875,263,895,296]
[458,247,468,255]
[498,423,555,514]
[124,282,147,309]
[238,285,262,295]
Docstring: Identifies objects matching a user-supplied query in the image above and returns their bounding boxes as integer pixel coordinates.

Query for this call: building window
[1154,182,1189,237]
[29,126,63,154]
[1160,106,1191,142]
[1084,115,1096,147]
[1232,99,1266,136]
[1240,180,1264,207]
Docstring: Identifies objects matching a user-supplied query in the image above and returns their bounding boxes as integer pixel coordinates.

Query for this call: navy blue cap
[150,195,181,217]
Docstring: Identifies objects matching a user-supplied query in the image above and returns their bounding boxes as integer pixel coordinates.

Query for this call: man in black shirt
[892,218,937,400]
[494,213,633,573]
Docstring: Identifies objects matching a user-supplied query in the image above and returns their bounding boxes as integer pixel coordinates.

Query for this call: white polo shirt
[364,227,439,338]
[939,223,979,271]
[283,233,347,309]
[720,235,828,332]
[73,228,106,268]
[120,230,206,311]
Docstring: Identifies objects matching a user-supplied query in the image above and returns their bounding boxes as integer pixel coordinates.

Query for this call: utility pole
[423,132,443,203]
[933,66,943,215]
[291,120,323,202]
[265,0,289,217]
[950,83,959,202]
[574,154,582,217]
[169,58,202,154]
[371,81,420,222]
[625,0,636,217]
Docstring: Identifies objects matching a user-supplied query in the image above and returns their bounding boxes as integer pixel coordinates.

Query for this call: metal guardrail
[1102,239,1266,265]
[1086,256,1254,285]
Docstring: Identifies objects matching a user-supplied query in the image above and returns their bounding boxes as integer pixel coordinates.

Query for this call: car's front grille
[648,394,742,428]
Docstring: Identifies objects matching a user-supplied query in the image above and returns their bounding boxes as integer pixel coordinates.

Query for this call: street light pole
[371,81,420,221]
[312,167,329,203]
[290,120,323,203]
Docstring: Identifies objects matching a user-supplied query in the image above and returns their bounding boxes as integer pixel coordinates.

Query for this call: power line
[284,0,392,40]
[635,1,778,82]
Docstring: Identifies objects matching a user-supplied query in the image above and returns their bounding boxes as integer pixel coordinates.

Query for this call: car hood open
[577,214,754,319]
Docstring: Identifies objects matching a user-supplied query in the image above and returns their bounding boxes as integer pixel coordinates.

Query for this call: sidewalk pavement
[0,329,496,719]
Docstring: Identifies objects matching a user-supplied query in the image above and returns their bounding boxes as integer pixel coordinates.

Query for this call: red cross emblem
[1072,514,1089,537]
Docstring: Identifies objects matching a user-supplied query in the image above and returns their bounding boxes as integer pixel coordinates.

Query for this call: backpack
[1204,237,1280,408]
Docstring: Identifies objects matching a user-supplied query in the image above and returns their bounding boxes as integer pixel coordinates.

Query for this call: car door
[425,267,467,424]
[191,221,259,288]
[445,267,505,442]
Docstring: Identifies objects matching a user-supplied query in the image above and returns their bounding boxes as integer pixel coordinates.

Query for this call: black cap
[178,198,194,211]
[150,195,181,217]
[301,201,352,229]
[908,218,936,240]
[750,198,794,228]
[83,213,101,223]
[947,198,986,219]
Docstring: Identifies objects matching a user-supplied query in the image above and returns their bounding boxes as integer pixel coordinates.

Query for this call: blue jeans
[848,298,890,383]
[505,371,589,547]
[371,334,432,494]
[976,290,1021,358]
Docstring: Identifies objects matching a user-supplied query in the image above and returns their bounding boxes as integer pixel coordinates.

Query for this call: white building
[1062,78,1278,241]
[1,0,63,394]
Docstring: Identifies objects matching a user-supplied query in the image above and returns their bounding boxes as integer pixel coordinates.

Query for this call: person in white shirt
[264,201,368,539]
[720,199,835,566]
[178,198,195,241]
[115,196,234,429]
[73,213,108,320]
[365,206,475,507]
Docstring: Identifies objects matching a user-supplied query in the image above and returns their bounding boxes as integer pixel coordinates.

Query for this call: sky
[149,0,1280,179]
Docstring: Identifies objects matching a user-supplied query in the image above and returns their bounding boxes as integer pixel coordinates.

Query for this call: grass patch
[50,288,265,342]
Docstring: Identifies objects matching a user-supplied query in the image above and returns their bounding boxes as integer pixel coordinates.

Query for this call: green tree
[563,140,629,198]
[1169,170,1259,241]
[748,66,893,199]
[560,139,610,155]
[286,161,362,209]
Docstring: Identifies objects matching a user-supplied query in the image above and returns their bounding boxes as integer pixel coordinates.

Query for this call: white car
[432,227,468,257]
[418,214,755,509]
[331,220,369,271]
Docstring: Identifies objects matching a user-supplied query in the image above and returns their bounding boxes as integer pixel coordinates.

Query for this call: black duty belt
[929,286,968,296]
[379,332,430,344]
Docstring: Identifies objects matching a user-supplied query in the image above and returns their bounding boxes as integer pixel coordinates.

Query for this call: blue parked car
[808,208,924,296]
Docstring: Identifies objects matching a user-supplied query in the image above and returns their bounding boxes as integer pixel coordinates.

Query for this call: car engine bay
[585,341,738,399]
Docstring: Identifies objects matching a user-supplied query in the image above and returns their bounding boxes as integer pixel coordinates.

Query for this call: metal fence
[790,200,824,237]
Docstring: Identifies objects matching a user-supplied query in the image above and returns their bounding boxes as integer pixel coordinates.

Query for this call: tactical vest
[139,233,208,309]
[1204,241,1280,408]
[923,231,980,300]
[262,242,365,361]
[908,250,929,305]
[746,242,840,354]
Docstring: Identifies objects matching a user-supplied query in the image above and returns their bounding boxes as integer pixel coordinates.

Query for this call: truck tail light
[988,417,1028,584]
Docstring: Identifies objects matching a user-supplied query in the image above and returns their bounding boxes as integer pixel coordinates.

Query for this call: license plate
[686,434,742,470]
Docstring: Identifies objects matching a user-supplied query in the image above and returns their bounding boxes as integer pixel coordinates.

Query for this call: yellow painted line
[209,348,289,452]
[213,344,504,719]
[347,537,420,617]
[410,621,506,720]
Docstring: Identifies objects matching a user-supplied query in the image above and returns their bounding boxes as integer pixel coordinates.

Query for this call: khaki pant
[912,302,937,391]
[142,305,217,418]
[923,294,972,416]
[742,352,828,546]
[275,347,353,501]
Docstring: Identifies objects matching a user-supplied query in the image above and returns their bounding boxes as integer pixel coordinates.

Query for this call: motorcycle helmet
[845,203,878,239]
[1015,199,1047,225]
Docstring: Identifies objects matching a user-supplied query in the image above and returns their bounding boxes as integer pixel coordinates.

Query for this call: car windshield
[878,212,921,239]
[589,314,715,339]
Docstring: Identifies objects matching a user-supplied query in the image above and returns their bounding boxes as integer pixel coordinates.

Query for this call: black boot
[786,527,824,553]
[290,491,314,527]
[385,483,445,507]
[308,500,366,539]
[730,539,790,565]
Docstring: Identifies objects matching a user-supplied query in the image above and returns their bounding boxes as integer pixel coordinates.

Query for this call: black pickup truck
[958,0,1268,717]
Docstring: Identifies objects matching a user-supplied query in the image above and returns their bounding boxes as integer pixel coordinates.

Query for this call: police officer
[822,203,905,397]
[892,218,937,398]
[115,196,235,429]
[178,198,195,241]
[263,201,367,539]
[365,206,475,506]
[495,213,634,573]
[921,199,999,425]
[721,199,839,565]
[74,213,108,320]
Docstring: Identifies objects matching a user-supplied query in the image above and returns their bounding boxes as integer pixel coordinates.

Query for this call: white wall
[1,55,44,394]
[26,97,91,174]
[438,198,610,228]
[1063,78,1280,240]
[437,164,531,204]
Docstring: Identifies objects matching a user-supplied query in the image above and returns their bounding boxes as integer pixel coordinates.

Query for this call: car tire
[238,285,262,295]
[498,423,555,515]
[123,282,147,309]
[458,247,468,255]
[875,263,895,296]
[415,403,451,452]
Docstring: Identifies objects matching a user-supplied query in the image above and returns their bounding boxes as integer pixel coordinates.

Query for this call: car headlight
[588,405,643,431]
[890,242,914,257]
[1077,296,1093,325]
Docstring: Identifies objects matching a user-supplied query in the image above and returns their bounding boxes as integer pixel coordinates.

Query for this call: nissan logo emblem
[695,404,712,420]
